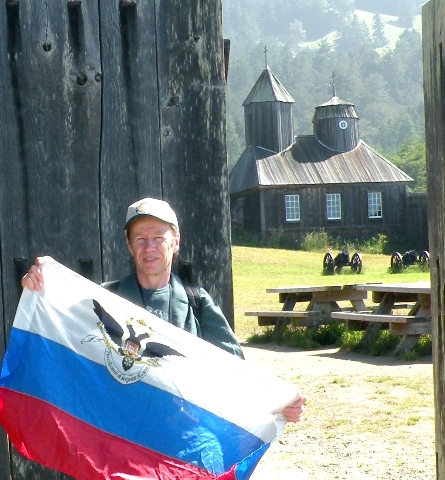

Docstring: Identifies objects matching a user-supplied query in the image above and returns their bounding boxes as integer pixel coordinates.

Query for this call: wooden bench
[245,310,323,327]
[330,311,430,335]
[331,311,427,323]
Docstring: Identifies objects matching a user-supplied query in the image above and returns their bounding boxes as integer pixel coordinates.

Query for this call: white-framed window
[326,193,341,220]
[368,192,382,218]
[285,194,300,221]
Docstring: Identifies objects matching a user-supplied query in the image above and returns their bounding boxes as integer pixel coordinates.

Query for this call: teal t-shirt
[140,284,171,322]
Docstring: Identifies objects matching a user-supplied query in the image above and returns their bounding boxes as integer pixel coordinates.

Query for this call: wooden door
[0,0,231,477]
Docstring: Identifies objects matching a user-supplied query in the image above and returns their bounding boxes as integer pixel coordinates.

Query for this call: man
[106,197,245,358]
[22,197,306,421]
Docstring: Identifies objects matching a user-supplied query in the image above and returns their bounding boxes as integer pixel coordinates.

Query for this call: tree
[226,116,245,171]
[293,0,331,40]
[333,0,355,18]
[376,115,417,154]
[336,14,371,52]
[372,14,387,48]
[390,138,427,193]
[288,19,306,48]
[312,38,334,71]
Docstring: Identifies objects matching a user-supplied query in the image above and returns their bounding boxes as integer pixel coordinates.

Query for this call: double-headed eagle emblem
[89,300,184,372]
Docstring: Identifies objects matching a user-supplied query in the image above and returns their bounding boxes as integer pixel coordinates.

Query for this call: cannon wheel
[323,252,335,275]
[418,251,430,269]
[350,252,362,274]
[390,252,403,272]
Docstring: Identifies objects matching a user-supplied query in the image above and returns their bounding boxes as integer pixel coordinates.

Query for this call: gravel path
[243,344,435,480]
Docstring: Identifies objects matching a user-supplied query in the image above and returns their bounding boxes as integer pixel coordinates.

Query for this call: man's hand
[21,257,44,291]
[282,395,306,423]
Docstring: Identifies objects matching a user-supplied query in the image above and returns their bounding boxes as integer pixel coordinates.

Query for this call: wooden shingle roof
[242,66,295,106]
[229,135,413,194]
[313,96,359,121]
[229,145,277,193]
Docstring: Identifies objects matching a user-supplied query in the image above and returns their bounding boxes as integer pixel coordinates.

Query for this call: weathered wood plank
[0,2,98,478]
[246,309,317,325]
[156,0,233,325]
[256,317,324,328]
[245,310,322,318]
[423,0,445,476]
[268,285,367,303]
[331,312,427,324]
[0,0,102,299]
[99,0,162,283]
[311,289,367,302]
[371,291,419,303]
[0,3,20,476]
[390,322,432,336]
[278,292,313,303]
[245,310,323,328]
[267,285,344,293]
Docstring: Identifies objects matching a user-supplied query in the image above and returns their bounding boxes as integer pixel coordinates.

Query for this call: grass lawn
[232,246,431,342]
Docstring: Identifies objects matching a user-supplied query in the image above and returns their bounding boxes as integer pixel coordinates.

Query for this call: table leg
[394,336,421,356]
[304,300,341,337]
[394,297,431,355]
[351,298,367,311]
[272,295,297,342]
[346,298,369,330]
[358,292,395,350]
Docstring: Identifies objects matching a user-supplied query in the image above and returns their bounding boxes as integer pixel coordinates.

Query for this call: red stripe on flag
[0,387,218,480]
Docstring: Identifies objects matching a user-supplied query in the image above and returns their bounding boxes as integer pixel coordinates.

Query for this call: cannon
[323,248,363,275]
[390,250,430,272]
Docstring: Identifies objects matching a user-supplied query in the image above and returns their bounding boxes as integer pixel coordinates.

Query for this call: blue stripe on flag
[1,327,263,474]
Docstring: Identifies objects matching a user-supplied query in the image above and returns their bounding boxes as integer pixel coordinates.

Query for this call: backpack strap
[182,282,203,324]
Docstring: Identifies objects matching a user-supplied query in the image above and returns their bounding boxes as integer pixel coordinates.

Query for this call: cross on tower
[264,45,268,68]
[332,71,337,97]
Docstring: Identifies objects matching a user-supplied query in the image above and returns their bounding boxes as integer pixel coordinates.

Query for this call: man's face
[126,216,180,285]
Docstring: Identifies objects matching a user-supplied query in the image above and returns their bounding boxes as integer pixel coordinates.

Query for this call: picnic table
[245,284,368,341]
[331,281,431,354]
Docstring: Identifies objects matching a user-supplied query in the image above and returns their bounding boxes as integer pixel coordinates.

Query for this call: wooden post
[0,0,231,476]
[423,0,445,477]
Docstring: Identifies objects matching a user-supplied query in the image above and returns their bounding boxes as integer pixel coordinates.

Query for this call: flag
[0,257,300,480]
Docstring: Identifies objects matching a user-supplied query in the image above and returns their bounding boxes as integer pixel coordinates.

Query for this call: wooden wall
[244,102,293,152]
[0,0,230,478]
[262,183,407,238]
[313,117,360,152]
[231,190,262,234]
[231,185,428,250]
[423,0,445,477]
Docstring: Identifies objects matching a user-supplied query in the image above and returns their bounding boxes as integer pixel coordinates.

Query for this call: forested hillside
[223,0,427,192]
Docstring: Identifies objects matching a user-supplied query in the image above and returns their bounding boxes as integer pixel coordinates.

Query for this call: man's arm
[197,288,245,359]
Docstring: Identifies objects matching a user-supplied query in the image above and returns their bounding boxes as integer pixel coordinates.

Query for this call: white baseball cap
[124,198,179,231]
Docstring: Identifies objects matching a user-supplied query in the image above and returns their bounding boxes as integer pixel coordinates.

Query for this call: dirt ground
[242,343,435,480]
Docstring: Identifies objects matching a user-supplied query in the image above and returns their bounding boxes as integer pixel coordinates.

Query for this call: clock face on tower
[339,120,348,130]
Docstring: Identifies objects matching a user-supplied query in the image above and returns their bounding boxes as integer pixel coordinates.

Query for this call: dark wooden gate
[0,0,231,478]
[423,0,445,477]
[406,193,429,252]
